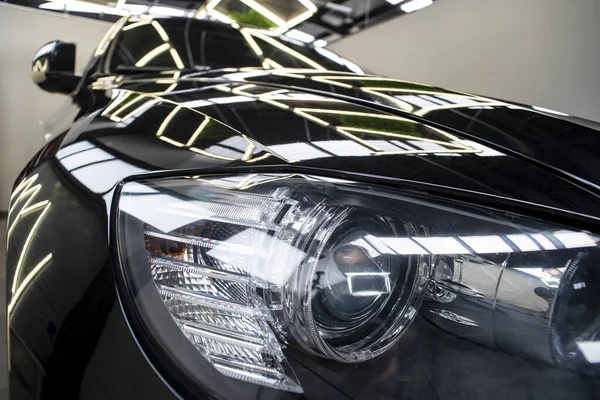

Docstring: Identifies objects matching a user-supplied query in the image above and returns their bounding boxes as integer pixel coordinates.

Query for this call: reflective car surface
[7,16,600,399]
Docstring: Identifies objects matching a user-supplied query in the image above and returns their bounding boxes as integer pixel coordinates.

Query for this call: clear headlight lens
[286,207,426,363]
[116,173,600,394]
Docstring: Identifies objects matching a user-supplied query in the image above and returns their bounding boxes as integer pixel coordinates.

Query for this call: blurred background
[0,0,600,396]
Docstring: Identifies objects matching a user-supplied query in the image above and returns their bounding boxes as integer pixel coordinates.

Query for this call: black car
[6,16,600,400]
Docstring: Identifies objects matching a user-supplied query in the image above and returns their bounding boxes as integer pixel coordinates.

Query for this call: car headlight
[115,173,600,395]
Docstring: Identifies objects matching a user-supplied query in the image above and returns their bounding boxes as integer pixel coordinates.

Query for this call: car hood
[60,70,600,221]
[219,69,600,188]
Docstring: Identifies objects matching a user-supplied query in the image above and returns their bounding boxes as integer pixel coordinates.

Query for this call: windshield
[106,18,362,74]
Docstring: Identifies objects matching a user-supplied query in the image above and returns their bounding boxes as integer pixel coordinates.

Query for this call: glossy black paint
[30,40,80,94]
[7,16,600,400]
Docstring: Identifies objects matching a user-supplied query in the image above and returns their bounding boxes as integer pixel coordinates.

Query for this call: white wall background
[0,4,111,211]
[330,0,600,122]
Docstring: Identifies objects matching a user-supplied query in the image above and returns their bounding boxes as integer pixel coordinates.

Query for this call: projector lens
[287,208,426,362]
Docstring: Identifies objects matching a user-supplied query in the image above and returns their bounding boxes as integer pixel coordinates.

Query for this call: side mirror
[30,40,81,94]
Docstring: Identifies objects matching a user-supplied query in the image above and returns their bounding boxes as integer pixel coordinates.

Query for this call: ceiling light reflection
[376,237,427,255]
[40,1,187,17]
[413,237,471,255]
[148,5,188,17]
[531,234,557,250]
[459,235,513,254]
[207,228,305,286]
[179,100,213,108]
[460,140,505,157]
[122,20,151,31]
[532,105,569,116]
[297,0,318,13]
[346,272,391,297]
[151,20,170,41]
[249,31,326,70]
[209,96,255,105]
[577,341,600,364]
[186,117,210,146]
[159,136,185,147]
[156,106,182,137]
[190,147,237,161]
[506,234,540,252]
[401,0,433,13]
[11,202,52,295]
[8,253,53,317]
[240,0,286,26]
[285,29,315,43]
[553,231,597,249]
[267,143,330,162]
[135,43,170,67]
[312,140,372,156]
[40,1,128,16]
[313,39,328,48]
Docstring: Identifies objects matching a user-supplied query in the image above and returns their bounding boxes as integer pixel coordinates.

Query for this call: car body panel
[58,75,600,222]
[211,68,600,191]
[7,17,600,400]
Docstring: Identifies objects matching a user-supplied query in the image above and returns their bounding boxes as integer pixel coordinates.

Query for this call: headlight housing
[115,173,600,395]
